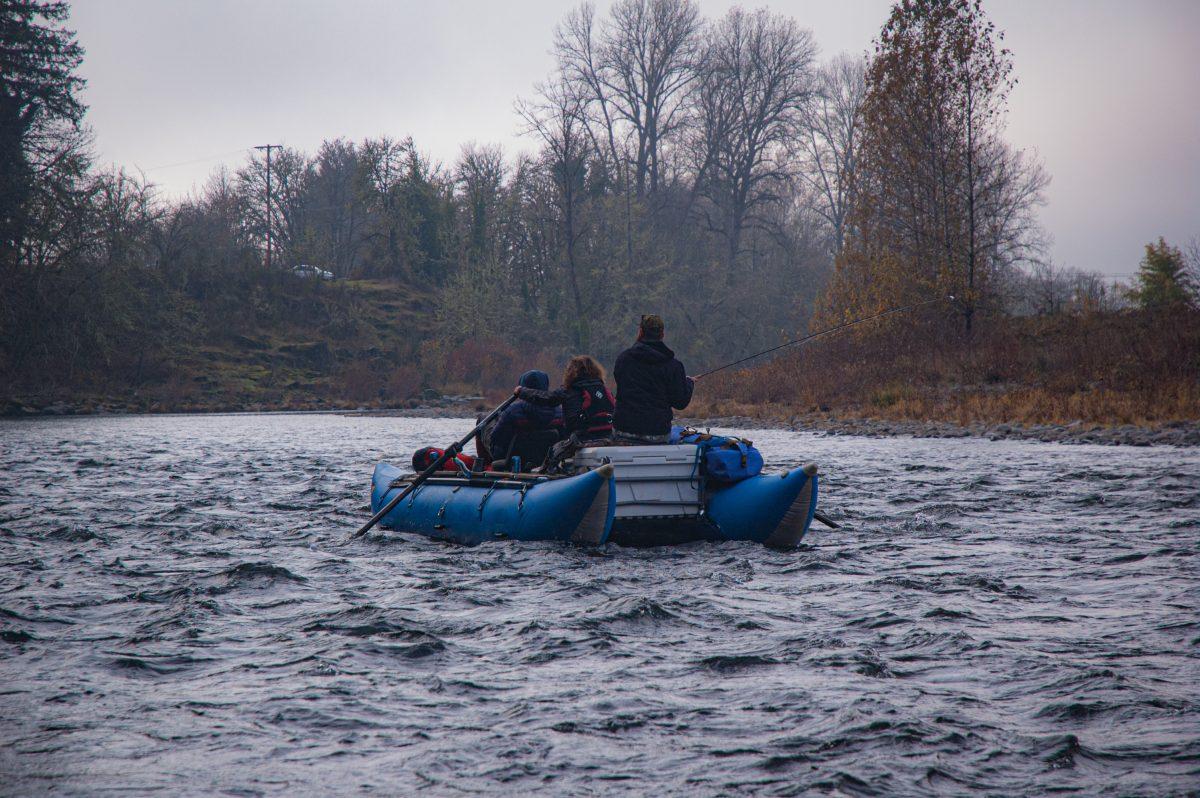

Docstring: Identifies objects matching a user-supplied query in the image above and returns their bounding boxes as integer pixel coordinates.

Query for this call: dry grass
[690,307,1200,428]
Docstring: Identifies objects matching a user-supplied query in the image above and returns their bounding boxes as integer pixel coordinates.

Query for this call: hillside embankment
[5,302,1198,446]
[3,278,440,416]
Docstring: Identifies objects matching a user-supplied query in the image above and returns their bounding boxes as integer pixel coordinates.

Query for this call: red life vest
[412,447,475,474]
[578,383,615,435]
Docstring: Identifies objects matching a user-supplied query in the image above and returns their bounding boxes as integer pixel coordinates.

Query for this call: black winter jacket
[612,340,692,436]
[517,377,614,438]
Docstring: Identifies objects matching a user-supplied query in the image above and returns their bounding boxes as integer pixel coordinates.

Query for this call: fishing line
[694,295,956,379]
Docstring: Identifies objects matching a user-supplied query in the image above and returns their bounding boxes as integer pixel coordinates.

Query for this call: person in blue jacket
[480,369,562,462]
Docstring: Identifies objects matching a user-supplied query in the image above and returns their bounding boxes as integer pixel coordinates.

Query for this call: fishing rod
[694,295,956,380]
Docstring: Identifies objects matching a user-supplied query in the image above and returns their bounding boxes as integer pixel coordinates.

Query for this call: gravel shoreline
[682,413,1200,447]
[5,397,1196,446]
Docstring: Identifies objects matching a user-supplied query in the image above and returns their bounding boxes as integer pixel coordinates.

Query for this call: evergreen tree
[0,0,85,265]
[1129,238,1197,310]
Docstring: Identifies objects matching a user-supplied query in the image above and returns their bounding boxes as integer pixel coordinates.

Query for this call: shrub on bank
[690,307,1200,427]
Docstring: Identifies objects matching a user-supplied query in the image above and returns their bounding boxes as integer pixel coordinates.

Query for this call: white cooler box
[573,444,704,518]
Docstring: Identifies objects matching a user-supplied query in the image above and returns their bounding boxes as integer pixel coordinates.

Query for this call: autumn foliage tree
[819,0,1047,334]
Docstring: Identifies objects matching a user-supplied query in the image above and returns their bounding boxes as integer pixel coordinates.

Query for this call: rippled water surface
[1,413,1198,795]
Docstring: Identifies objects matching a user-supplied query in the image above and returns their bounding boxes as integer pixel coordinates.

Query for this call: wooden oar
[813,511,839,529]
[346,395,517,542]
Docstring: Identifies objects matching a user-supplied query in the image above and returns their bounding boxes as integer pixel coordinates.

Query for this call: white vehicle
[291,264,334,280]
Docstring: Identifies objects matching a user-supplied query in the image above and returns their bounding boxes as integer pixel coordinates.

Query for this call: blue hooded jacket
[488,370,562,458]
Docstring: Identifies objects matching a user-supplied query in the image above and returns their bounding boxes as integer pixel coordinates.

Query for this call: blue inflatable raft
[369,444,818,548]
[370,462,615,546]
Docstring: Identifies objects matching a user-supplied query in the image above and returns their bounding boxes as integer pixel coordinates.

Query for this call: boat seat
[494,428,561,472]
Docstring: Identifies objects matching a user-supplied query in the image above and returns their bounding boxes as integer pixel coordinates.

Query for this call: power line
[254,144,281,270]
[138,148,251,172]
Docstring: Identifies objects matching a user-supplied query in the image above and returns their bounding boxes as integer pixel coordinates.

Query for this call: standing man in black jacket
[612,314,694,444]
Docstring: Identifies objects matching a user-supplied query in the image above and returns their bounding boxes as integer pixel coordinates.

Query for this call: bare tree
[604,0,702,195]
[1185,236,1200,286]
[971,139,1050,302]
[307,139,369,277]
[554,0,702,196]
[794,53,866,256]
[235,146,310,269]
[517,82,593,348]
[1069,269,1119,314]
[360,136,408,278]
[554,5,617,169]
[1015,261,1120,316]
[693,7,817,283]
[1025,260,1073,315]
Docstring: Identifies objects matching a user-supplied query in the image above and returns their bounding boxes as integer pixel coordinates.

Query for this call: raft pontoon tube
[573,444,819,547]
[369,462,615,546]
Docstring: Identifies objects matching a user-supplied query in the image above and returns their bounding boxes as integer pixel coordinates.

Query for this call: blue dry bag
[669,426,764,483]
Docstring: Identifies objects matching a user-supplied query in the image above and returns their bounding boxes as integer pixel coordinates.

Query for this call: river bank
[0,393,484,419]
[6,394,1197,446]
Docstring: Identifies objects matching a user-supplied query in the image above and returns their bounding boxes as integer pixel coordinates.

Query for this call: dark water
[1,413,1197,796]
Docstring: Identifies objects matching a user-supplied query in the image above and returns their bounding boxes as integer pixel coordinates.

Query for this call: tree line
[1,0,1194,405]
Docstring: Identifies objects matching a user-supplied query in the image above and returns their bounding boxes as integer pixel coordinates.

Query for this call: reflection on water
[1,413,1197,794]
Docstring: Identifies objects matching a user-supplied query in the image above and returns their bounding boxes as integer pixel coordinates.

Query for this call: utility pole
[254,144,281,269]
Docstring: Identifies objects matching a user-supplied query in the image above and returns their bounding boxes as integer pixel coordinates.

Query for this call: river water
[1,413,1197,795]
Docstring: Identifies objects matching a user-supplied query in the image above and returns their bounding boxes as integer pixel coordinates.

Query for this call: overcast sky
[70,0,1199,279]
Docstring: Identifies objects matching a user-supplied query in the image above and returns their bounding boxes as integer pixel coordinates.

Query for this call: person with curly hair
[515,355,615,468]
